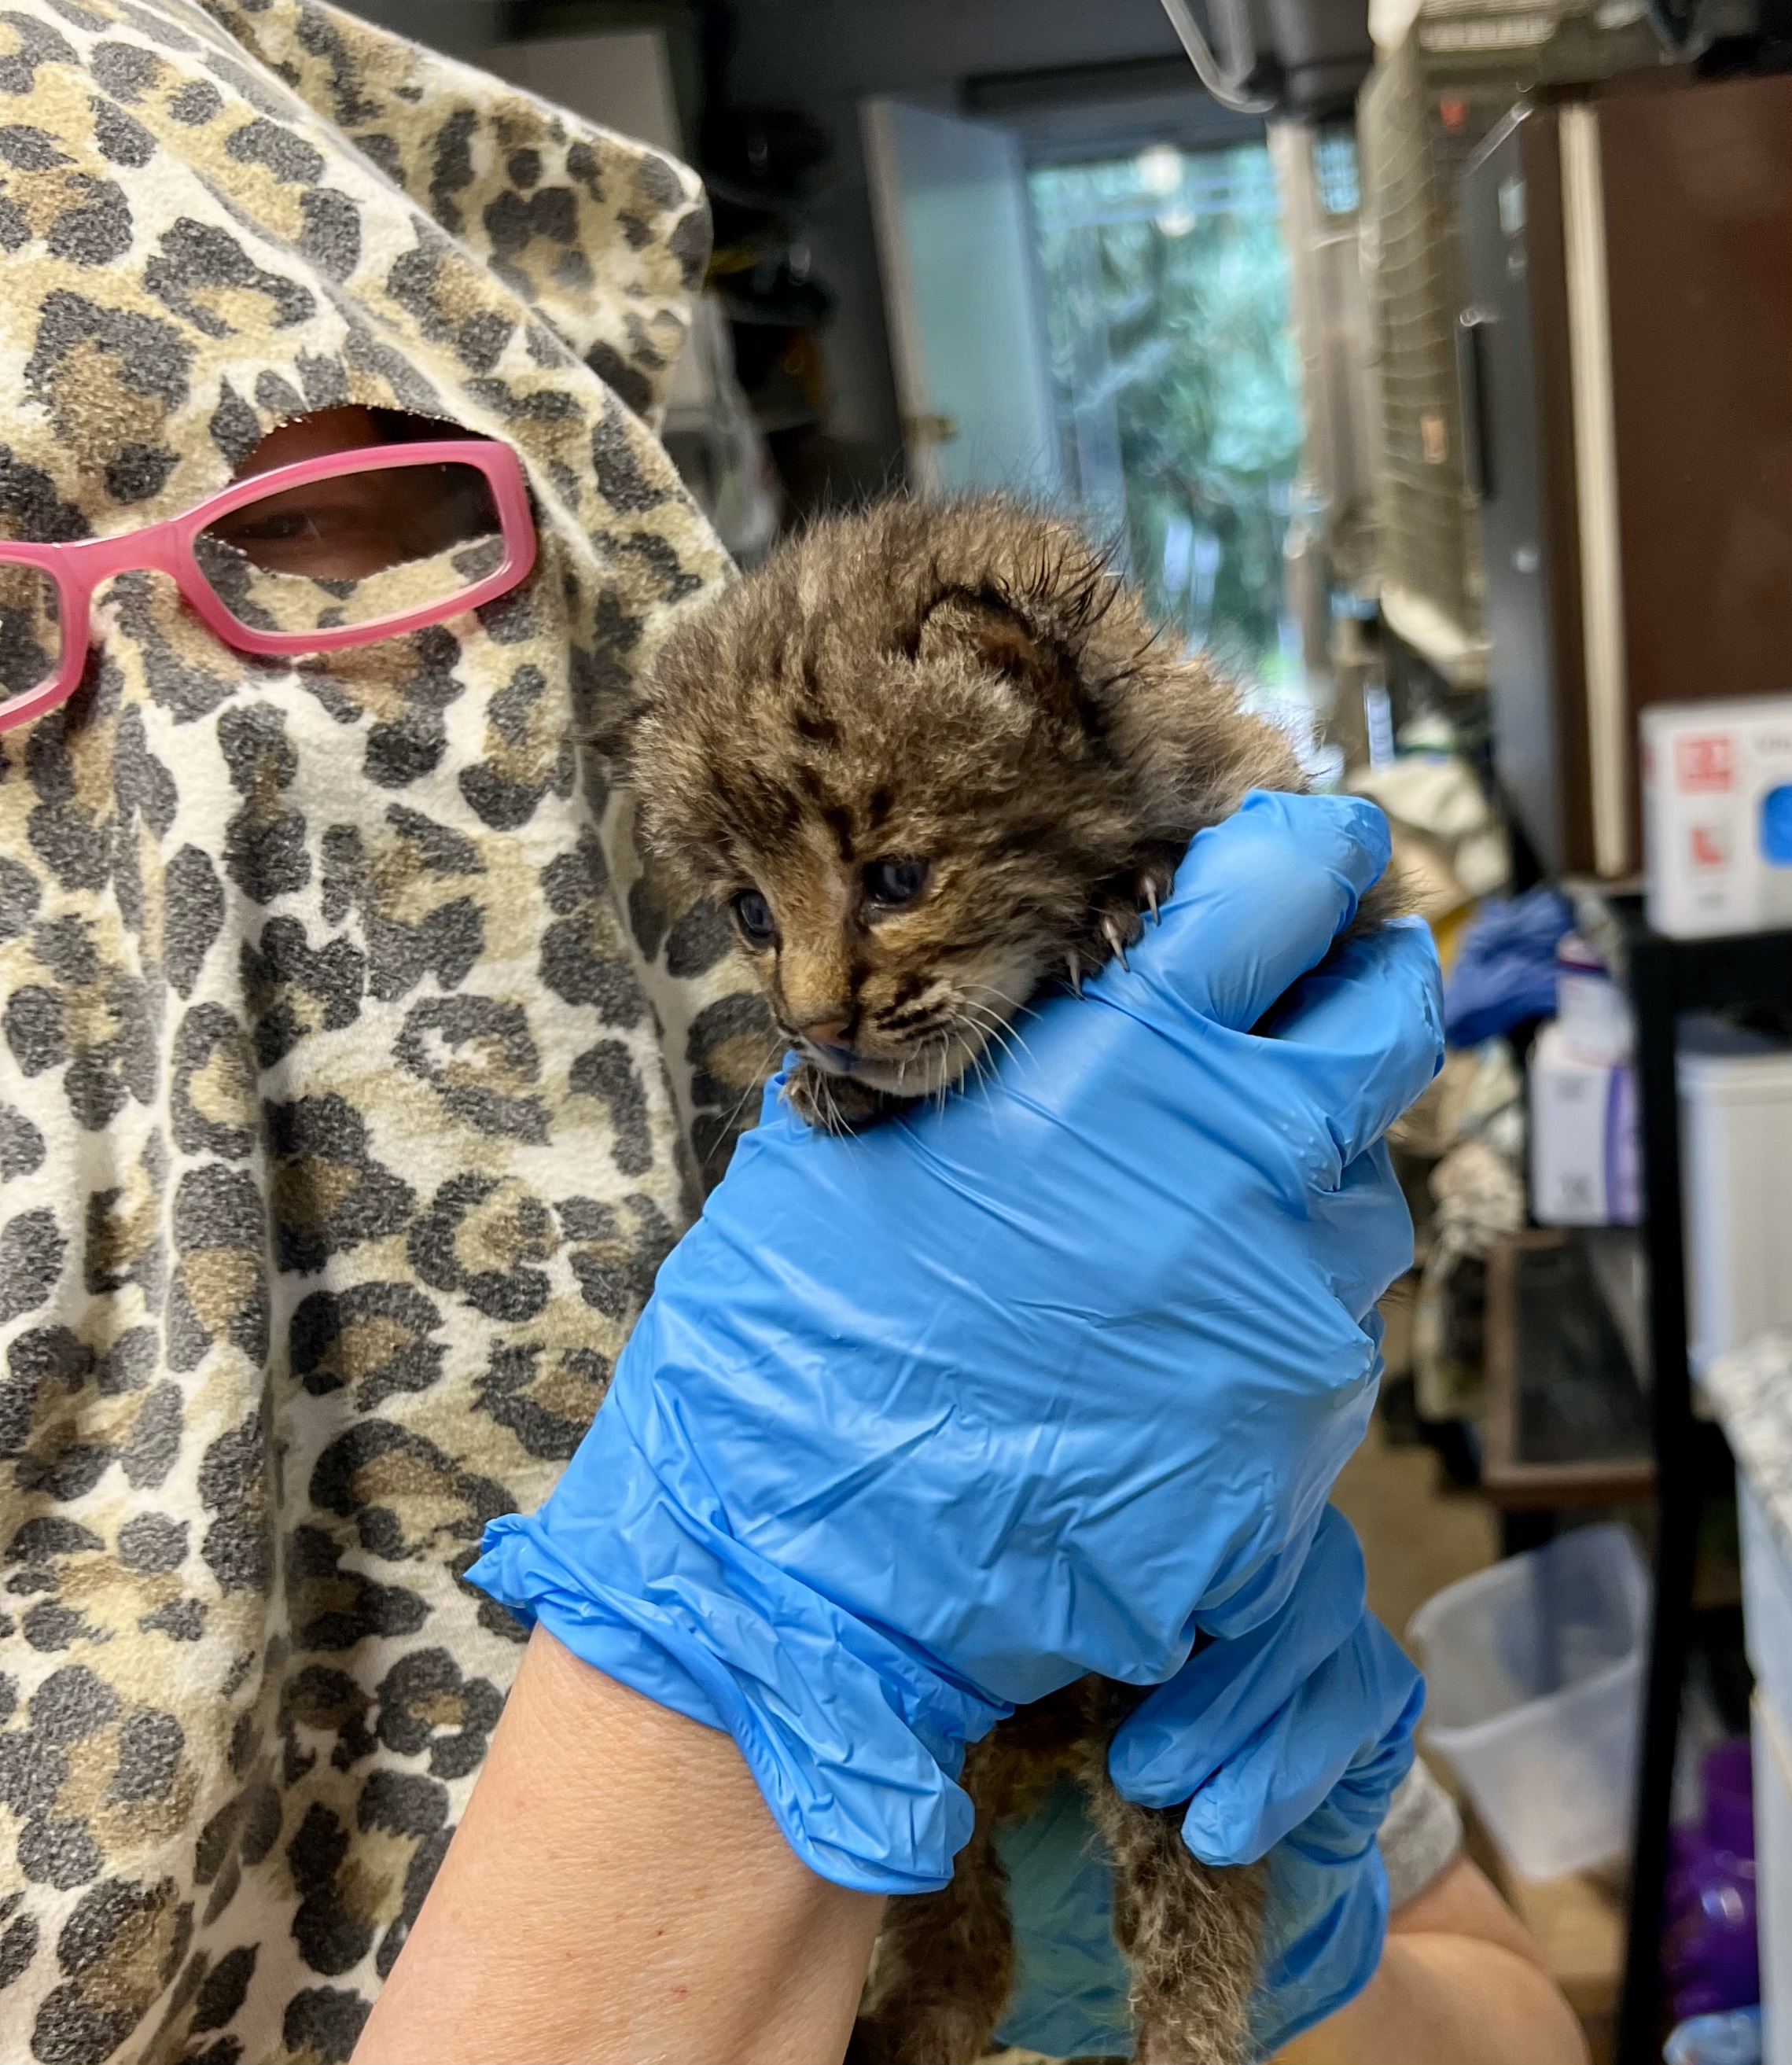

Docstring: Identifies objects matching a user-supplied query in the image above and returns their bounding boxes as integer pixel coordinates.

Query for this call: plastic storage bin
[1755,1696,1792,2065]
[1680,1014,1792,1374]
[1743,1473,1792,2065]
[1740,1480,1792,1746]
[1407,1523,1649,1879]
[1665,2009,1764,2065]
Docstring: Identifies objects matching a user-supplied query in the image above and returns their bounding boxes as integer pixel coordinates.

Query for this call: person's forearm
[1276,1861,1589,2065]
[1276,1933,1589,2065]
[354,1628,882,2065]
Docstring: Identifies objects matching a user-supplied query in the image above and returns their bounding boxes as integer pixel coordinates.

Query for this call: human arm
[361,795,1443,2062]
[355,1626,883,2065]
[1275,1854,1590,2065]
[359,1517,1426,2065]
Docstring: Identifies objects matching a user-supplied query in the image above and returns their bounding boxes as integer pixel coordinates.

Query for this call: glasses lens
[0,561,62,702]
[193,459,508,637]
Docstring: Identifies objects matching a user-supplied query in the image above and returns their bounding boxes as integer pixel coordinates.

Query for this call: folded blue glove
[995,1506,1422,2060]
[1246,1684,1419,2059]
[470,791,1444,1894]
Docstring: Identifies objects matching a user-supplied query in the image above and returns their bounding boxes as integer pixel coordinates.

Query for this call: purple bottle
[1664,1738,1760,2023]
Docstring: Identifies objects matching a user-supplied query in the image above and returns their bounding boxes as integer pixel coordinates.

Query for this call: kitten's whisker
[955,1005,1014,1059]
[944,1010,1024,1086]
[955,994,1035,1071]
[721,1040,786,1140]
[966,1047,999,1116]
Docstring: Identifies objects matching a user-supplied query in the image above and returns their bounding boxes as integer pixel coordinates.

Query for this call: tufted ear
[915,587,1090,728]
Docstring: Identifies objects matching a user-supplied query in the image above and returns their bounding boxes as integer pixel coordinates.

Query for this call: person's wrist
[469,1393,999,1895]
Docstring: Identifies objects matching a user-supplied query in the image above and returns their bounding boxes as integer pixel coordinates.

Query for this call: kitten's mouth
[793,1029,986,1099]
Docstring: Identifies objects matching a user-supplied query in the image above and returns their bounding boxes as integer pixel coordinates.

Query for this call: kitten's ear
[916,590,1088,727]
[588,686,647,770]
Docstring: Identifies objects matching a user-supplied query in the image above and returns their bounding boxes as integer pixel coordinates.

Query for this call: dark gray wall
[725,1,1192,472]
[335,1,506,61]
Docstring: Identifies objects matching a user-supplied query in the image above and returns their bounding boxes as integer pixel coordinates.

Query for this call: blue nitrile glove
[469,790,1444,1894]
[1246,1697,1418,2059]
[995,1506,1423,2061]
[994,1695,1418,2065]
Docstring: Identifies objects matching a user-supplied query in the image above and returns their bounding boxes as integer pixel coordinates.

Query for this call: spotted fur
[0,6,766,2061]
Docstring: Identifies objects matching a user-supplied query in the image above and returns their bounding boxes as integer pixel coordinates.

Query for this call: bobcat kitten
[627,495,1395,2065]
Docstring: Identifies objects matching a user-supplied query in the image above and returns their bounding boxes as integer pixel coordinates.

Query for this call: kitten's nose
[793,1013,854,1057]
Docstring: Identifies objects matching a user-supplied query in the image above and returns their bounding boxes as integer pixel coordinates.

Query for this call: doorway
[867,102,1315,691]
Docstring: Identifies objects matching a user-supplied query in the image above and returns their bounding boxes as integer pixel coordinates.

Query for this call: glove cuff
[469,1495,994,1896]
[1247,1846,1390,2060]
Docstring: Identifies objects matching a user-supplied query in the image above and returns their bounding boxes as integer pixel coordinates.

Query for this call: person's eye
[863,858,929,908]
[219,508,318,546]
[730,889,777,945]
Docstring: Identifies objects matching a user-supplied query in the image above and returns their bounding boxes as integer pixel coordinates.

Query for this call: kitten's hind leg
[1084,1774,1265,2065]
[847,1813,1014,2065]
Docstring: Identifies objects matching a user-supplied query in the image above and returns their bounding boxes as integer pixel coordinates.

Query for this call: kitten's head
[627,498,1168,1101]
[631,497,1172,1106]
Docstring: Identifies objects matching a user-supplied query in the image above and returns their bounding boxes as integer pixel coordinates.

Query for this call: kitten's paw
[1135,852,1178,926]
[1079,847,1182,980]
[784,1063,896,1133]
[1085,887,1147,973]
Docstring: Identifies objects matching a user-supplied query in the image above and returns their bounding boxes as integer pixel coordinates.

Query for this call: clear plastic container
[1407,1524,1650,1879]
[1665,2008,1764,2065]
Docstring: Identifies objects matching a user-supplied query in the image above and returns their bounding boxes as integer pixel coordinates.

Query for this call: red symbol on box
[1676,736,1735,792]
[1690,822,1731,868]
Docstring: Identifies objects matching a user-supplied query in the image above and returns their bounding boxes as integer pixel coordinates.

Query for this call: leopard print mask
[0,6,767,2059]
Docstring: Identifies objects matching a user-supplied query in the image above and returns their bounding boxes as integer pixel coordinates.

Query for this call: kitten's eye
[730,889,777,945]
[863,858,929,909]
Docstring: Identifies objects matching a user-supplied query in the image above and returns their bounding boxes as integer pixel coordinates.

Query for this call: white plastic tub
[1680,1014,1792,1374]
[1407,1524,1649,1880]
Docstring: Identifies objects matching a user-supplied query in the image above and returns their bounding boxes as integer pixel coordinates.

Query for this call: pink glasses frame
[0,438,537,734]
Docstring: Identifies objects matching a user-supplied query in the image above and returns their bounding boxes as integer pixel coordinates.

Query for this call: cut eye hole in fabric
[193,455,517,632]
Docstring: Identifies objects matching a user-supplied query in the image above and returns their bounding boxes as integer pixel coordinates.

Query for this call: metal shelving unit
[1614,902,1792,2060]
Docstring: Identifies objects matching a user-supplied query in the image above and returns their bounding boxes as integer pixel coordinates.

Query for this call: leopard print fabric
[0,5,771,2059]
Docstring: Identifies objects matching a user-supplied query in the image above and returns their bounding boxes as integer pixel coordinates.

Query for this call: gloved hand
[1114,1504,1422,2056]
[470,791,1443,1894]
[995,1510,1422,2062]
[1246,1702,1417,2059]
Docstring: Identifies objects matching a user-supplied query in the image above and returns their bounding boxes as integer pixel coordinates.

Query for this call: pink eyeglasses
[0,438,537,734]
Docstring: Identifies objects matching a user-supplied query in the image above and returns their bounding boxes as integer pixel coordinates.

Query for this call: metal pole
[1617,929,1694,2062]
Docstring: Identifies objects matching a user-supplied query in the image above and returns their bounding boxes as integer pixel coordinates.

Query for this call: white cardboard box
[1529,1020,1639,1226]
[1643,695,1792,938]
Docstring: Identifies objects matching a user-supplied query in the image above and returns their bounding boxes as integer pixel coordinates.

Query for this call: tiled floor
[1331,1405,1499,1653]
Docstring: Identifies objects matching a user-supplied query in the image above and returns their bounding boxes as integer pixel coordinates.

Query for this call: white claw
[1066,952,1084,996]
[1144,880,1161,925]
[1102,916,1130,970]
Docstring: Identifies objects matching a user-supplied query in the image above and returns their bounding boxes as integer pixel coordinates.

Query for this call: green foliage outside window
[1029,144,1302,684]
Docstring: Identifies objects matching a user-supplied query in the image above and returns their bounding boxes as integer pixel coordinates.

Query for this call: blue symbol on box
[1763,785,1792,865]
